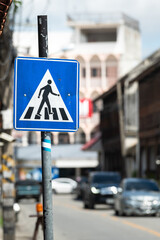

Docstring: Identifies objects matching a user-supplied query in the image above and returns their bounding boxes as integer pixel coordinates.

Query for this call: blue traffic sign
[13,57,80,132]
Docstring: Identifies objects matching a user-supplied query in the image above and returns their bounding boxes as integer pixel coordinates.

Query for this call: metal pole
[136,83,140,177]
[38,15,54,240]
[116,81,126,177]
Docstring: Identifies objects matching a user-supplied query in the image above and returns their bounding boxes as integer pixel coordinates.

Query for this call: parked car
[75,176,88,199]
[15,179,42,202]
[52,178,77,194]
[83,171,121,209]
[114,178,160,216]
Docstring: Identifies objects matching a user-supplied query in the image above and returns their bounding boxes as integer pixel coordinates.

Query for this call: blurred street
[11,194,160,240]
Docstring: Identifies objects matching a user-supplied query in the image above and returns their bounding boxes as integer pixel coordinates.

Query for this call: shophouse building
[94,48,160,179]
[49,13,142,145]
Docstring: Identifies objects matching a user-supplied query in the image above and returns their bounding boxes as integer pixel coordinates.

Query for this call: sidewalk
[0,226,40,240]
[0,204,43,239]
[15,214,43,240]
[0,225,36,240]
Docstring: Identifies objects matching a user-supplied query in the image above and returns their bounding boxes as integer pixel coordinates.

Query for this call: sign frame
[13,56,80,132]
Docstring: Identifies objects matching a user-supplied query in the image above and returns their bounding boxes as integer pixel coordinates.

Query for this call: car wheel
[118,208,125,216]
[88,202,94,209]
[83,201,89,209]
[83,194,89,209]
[88,197,95,209]
[151,213,157,217]
[114,209,119,216]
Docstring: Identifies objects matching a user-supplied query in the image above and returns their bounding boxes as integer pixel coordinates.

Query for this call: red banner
[80,98,93,118]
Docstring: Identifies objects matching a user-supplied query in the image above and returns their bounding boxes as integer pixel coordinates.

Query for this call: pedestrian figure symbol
[19,69,73,122]
[36,79,60,118]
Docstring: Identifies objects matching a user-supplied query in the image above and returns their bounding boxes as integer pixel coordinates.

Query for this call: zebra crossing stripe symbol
[20,69,73,122]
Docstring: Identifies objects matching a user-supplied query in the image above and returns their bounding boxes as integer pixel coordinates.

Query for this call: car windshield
[125,181,159,192]
[92,175,120,184]
[16,180,39,186]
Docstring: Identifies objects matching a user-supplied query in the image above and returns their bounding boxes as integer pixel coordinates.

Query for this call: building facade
[50,13,141,145]
[95,48,160,179]
[12,12,141,146]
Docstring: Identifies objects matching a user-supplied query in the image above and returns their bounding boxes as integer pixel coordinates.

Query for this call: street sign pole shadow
[38,15,53,240]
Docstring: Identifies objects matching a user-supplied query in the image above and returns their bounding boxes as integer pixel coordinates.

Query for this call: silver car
[114,178,160,216]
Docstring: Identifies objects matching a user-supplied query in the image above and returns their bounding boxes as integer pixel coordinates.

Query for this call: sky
[15,0,160,59]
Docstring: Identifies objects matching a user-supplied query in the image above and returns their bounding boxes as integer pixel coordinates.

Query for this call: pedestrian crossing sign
[13,57,80,132]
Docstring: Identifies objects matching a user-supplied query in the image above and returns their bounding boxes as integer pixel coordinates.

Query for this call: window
[91,67,101,77]
[106,66,117,78]
[82,67,86,78]
[28,132,37,144]
[106,56,118,87]
[81,28,117,43]
[59,133,69,144]
[74,129,86,144]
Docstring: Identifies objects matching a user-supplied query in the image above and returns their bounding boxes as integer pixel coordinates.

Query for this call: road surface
[16,194,160,240]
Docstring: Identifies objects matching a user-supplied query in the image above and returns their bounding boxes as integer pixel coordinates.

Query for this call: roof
[81,133,101,151]
[123,178,156,183]
[119,48,160,84]
[94,48,160,103]
[67,12,139,30]
[90,171,120,176]
[17,144,97,160]
[16,144,98,168]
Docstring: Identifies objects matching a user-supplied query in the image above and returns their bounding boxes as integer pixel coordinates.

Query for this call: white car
[52,178,77,194]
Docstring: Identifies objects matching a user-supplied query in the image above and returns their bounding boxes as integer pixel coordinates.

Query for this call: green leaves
[13,0,22,12]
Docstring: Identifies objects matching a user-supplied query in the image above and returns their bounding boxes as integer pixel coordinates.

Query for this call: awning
[125,137,138,150]
[15,144,98,169]
[0,132,15,142]
[16,158,98,169]
[81,132,101,151]
[55,159,98,168]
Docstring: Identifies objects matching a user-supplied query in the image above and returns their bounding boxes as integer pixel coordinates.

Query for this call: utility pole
[116,81,126,177]
[38,15,54,240]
